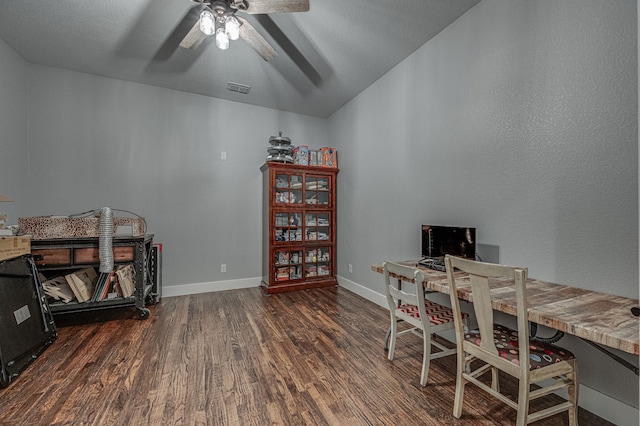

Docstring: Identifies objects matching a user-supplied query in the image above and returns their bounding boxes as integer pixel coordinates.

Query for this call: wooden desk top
[372,261,639,355]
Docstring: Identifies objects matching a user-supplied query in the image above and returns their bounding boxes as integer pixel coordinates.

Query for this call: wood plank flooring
[0,286,613,425]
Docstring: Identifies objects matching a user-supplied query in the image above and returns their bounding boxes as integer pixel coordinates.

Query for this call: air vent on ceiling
[227,82,251,95]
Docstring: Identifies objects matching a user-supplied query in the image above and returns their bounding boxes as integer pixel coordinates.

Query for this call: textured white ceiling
[0,0,480,117]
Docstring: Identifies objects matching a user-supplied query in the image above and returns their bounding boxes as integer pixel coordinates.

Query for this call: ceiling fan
[179,0,310,61]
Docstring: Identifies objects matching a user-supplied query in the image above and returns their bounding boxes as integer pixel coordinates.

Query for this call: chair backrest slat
[445,255,529,367]
[469,273,498,356]
[384,262,425,302]
[384,261,428,321]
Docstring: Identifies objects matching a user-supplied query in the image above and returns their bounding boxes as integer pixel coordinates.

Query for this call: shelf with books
[31,235,158,319]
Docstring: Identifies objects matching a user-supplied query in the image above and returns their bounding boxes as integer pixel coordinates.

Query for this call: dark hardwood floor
[0,286,612,425]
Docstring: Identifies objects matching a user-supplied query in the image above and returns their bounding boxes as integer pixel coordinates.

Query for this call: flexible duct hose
[98,207,114,273]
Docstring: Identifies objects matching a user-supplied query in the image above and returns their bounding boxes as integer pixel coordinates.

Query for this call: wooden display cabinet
[261,163,338,293]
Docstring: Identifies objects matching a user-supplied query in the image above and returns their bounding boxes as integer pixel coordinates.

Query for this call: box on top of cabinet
[309,149,321,166]
[293,146,309,165]
[0,236,31,262]
[321,147,338,168]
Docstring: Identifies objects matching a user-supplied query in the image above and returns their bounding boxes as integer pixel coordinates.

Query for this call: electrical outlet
[349,264,353,273]
[221,264,227,273]
[221,151,227,160]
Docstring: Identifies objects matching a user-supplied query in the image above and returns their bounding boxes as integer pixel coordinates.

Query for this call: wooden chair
[384,261,466,386]
[444,255,578,425]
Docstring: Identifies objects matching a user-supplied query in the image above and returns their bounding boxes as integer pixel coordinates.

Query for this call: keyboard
[417,258,446,272]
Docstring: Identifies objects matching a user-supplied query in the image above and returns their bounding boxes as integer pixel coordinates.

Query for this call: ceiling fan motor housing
[200,0,247,13]
[230,0,249,10]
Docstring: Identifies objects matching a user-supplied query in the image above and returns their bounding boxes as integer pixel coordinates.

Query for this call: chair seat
[464,324,575,369]
[398,300,468,326]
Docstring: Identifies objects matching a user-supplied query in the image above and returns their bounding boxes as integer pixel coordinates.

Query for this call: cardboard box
[293,145,309,165]
[0,236,31,262]
[321,147,338,168]
[309,149,321,166]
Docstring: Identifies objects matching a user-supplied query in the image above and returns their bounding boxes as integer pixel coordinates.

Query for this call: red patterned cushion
[464,324,575,369]
[397,300,468,326]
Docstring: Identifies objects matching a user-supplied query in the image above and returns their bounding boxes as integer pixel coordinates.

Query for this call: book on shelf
[103,272,116,300]
[92,271,116,302]
[92,273,106,302]
[115,264,135,298]
[41,275,75,303]
[65,267,98,303]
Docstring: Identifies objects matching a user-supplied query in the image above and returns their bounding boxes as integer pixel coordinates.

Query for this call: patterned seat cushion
[397,300,468,326]
[464,324,575,369]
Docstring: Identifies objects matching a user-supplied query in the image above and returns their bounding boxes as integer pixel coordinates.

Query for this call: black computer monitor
[421,225,476,260]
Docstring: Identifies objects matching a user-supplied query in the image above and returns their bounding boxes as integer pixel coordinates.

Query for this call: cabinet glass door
[274,212,302,242]
[275,173,303,204]
[304,212,330,241]
[305,175,330,205]
[304,247,331,277]
[274,249,303,281]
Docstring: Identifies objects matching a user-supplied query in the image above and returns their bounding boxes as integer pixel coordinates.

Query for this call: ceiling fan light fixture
[199,9,215,36]
[225,15,240,41]
[215,27,230,50]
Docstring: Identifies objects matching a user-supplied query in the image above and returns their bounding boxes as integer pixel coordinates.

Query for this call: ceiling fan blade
[237,16,277,61]
[254,14,324,86]
[153,5,204,61]
[180,19,208,49]
[242,0,309,14]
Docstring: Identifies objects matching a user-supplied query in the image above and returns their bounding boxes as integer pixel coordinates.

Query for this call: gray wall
[0,38,28,219]
[20,65,328,289]
[329,0,638,417]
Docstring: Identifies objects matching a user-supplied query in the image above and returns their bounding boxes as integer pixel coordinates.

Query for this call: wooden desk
[372,261,639,357]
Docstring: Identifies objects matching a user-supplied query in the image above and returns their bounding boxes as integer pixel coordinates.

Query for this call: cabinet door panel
[275,173,303,204]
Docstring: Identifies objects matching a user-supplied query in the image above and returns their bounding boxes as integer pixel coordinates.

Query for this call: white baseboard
[578,384,639,426]
[162,277,260,298]
[336,275,640,426]
[337,275,388,308]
